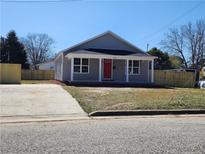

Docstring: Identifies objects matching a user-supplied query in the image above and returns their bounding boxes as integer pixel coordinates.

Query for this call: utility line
[137,1,204,45]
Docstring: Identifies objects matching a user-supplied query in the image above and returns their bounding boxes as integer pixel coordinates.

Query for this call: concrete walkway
[0,84,87,119]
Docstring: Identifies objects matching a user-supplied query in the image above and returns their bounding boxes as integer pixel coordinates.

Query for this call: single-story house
[37,60,55,70]
[54,31,156,83]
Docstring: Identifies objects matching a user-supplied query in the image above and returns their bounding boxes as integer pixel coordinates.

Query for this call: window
[74,58,89,73]
[129,60,140,75]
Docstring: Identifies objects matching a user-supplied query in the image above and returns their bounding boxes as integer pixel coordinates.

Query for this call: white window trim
[128,60,140,75]
[73,58,90,74]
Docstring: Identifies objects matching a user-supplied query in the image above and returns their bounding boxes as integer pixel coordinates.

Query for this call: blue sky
[1,0,205,54]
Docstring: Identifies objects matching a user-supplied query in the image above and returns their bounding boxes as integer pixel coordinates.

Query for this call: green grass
[21,80,205,113]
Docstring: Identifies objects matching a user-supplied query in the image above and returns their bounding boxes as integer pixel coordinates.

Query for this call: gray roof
[55,31,153,60]
[71,48,151,56]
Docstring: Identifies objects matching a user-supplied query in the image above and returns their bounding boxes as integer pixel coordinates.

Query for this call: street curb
[89,109,205,116]
[0,116,89,124]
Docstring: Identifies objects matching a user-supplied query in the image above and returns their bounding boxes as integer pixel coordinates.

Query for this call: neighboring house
[201,66,205,79]
[203,67,205,77]
[37,60,55,70]
[54,31,156,83]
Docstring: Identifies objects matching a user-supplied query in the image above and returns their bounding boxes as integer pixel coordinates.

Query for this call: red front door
[103,59,112,80]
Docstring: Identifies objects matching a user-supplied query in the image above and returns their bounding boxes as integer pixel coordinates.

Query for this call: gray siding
[73,58,99,81]
[56,32,152,83]
[148,70,151,83]
[129,61,149,83]
[55,55,63,81]
[70,34,137,52]
[60,58,150,83]
[113,59,126,81]
[63,57,71,81]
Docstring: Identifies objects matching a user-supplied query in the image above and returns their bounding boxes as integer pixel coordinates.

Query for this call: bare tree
[161,20,205,69]
[161,28,188,68]
[183,21,205,69]
[22,33,54,69]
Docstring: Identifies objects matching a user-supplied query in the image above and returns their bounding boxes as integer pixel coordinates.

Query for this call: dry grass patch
[63,86,205,113]
[21,80,66,85]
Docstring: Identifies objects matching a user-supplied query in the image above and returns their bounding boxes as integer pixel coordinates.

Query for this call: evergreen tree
[0,31,29,68]
[0,37,8,63]
[148,47,172,70]
[169,55,184,69]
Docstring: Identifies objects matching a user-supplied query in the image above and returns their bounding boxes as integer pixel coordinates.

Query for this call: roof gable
[60,31,148,56]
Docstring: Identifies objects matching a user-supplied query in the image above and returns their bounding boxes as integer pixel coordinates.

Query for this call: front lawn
[63,86,205,113]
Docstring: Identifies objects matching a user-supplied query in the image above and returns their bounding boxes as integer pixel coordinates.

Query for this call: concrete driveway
[0,84,87,118]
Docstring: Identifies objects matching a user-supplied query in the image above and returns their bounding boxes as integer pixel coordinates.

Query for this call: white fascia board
[65,52,156,61]
[54,52,63,62]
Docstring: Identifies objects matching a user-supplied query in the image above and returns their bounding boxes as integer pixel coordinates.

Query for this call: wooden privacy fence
[22,70,54,80]
[0,63,21,84]
[154,70,196,87]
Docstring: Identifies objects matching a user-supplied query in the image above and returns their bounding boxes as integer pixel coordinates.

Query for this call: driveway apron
[0,84,86,117]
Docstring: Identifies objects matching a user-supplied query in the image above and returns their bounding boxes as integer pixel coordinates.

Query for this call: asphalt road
[1,116,205,154]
